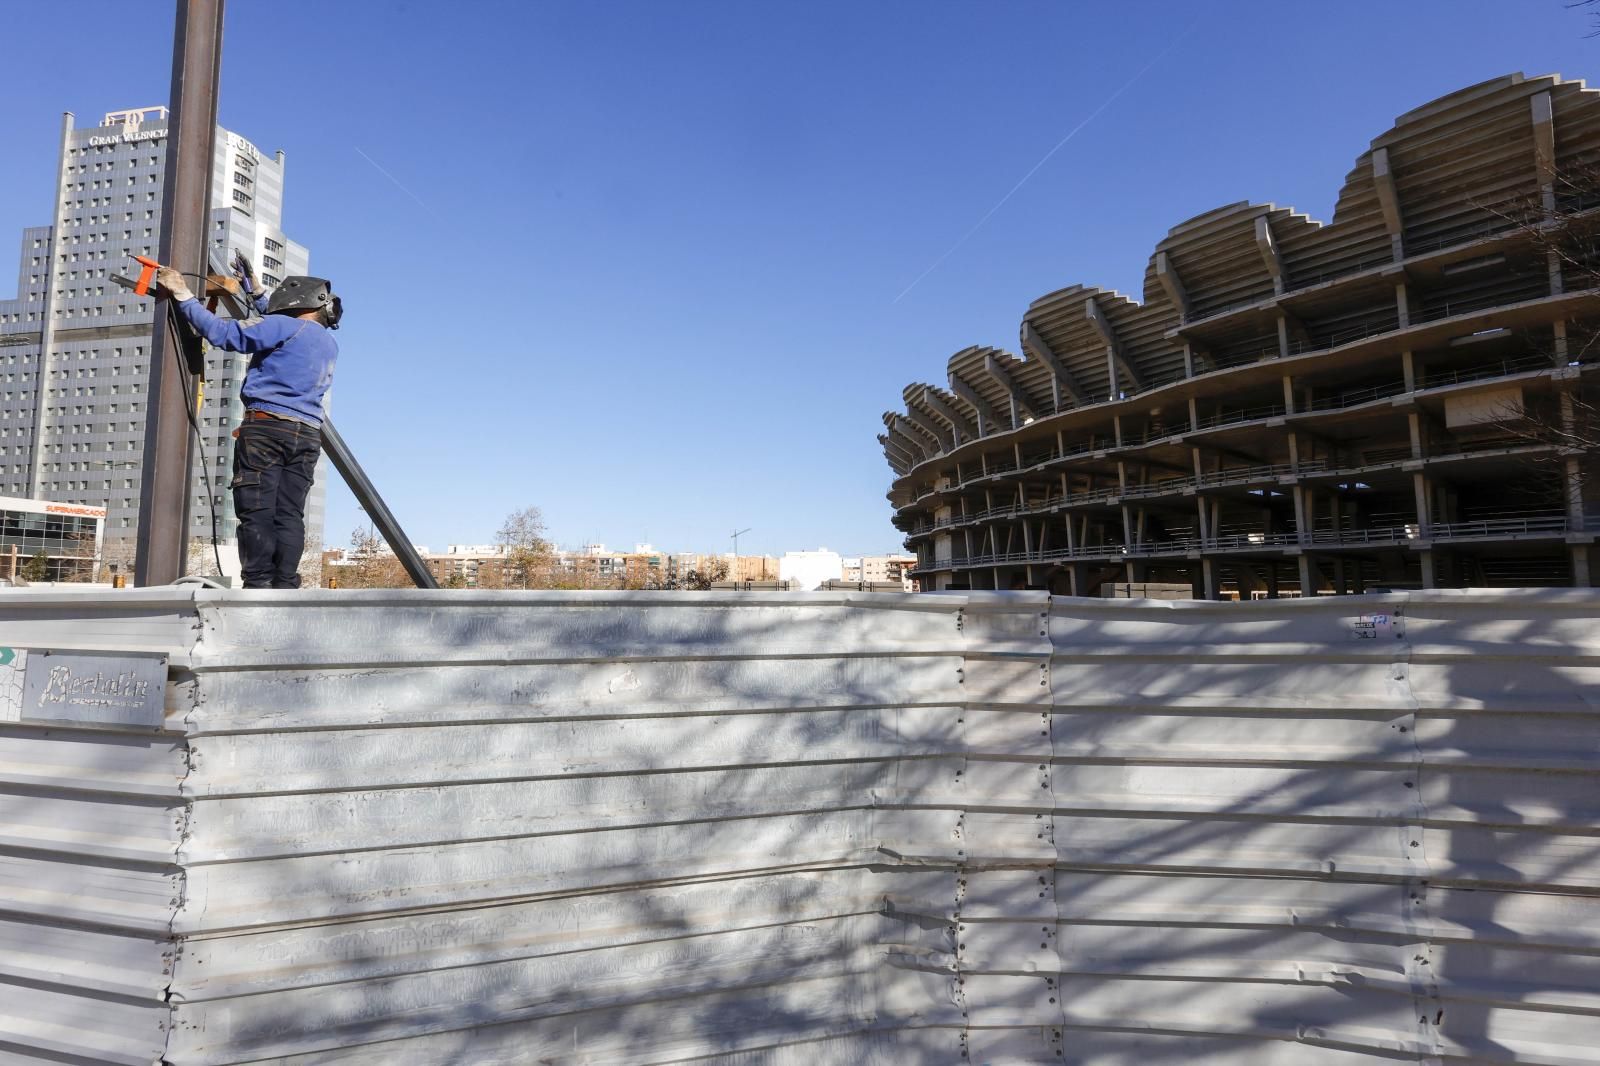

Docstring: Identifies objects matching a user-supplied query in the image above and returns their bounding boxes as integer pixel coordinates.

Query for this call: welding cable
[157,295,227,578]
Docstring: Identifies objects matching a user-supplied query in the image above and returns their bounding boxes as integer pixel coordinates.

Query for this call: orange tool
[131,255,161,296]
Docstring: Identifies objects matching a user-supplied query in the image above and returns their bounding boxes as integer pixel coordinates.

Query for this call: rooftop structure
[882,74,1600,596]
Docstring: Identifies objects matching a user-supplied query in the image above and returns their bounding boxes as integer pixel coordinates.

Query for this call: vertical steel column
[135,0,224,586]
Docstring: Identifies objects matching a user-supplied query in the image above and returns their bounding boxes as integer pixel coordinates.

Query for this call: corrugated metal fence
[0,588,1595,1064]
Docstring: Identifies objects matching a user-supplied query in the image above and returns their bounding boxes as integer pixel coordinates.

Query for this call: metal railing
[918,514,1573,568]
[1325,316,1402,348]
[1303,380,1408,412]
[1419,353,1554,389]
[1291,251,1396,290]
[1405,217,1522,255]
[1181,294,1274,327]
[1195,402,1286,430]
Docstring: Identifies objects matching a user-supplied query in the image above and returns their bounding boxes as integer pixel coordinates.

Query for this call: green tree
[20,550,49,582]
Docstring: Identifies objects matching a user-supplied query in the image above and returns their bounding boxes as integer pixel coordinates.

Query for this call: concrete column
[1188,396,1200,432]
[1564,457,1585,530]
[1402,350,1416,392]
[1412,473,1432,532]
[1293,485,1310,544]
[1282,375,1296,414]
[1395,281,1411,329]
[1276,315,1291,360]
[1236,564,1264,598]
[1408,413,1425,460]
[1420,550,1436,589]
[1201,557,1217,600]
[1297,555,1315,597]
[1572,547,1592,588]
[1534,90,1557,213]
[1196,496,1211,542]
[1113,415,1124,448]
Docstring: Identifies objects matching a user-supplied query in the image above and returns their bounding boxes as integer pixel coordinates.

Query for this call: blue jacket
[175,297,338,426]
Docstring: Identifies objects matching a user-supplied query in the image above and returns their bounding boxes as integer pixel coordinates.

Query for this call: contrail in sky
[354,146,434,214]
[892,20,1201,305]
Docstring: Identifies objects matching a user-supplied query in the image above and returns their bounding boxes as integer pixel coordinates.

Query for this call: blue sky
[1,1,1595,558]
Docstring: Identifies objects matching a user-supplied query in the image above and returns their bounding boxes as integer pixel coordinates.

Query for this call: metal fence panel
[0,588,1594,1064]
[0,589,198,1065]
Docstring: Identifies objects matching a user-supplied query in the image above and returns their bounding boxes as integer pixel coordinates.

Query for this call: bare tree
[688,559,730,590]
[1474,160,1600,496]
[1574,0,1600,37]
[495,507,554,590]
[335,525,412,588]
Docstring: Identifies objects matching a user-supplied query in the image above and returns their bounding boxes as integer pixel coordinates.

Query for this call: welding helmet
[266,275,343,329]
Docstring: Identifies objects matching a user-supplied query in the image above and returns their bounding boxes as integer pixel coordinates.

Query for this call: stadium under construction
[882,73,1600,596]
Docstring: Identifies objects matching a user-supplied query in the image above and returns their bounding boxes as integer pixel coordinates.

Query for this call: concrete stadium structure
[882,74,1600,596]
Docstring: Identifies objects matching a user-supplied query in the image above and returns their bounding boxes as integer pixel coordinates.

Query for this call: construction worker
[155,264,341,589]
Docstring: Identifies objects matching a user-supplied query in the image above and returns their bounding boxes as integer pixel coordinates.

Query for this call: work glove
[231,250,257,295]
[155,265,195,303]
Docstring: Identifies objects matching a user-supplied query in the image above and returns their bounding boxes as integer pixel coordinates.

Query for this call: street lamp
[730,527,751,585]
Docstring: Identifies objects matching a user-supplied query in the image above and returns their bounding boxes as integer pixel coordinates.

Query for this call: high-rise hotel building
[0,106,322,553]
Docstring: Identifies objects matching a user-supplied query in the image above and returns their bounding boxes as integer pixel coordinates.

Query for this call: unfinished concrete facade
[882,74,1600,596]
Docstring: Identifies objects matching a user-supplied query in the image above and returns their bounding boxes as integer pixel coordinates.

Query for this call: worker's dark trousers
[231,417,321,589]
